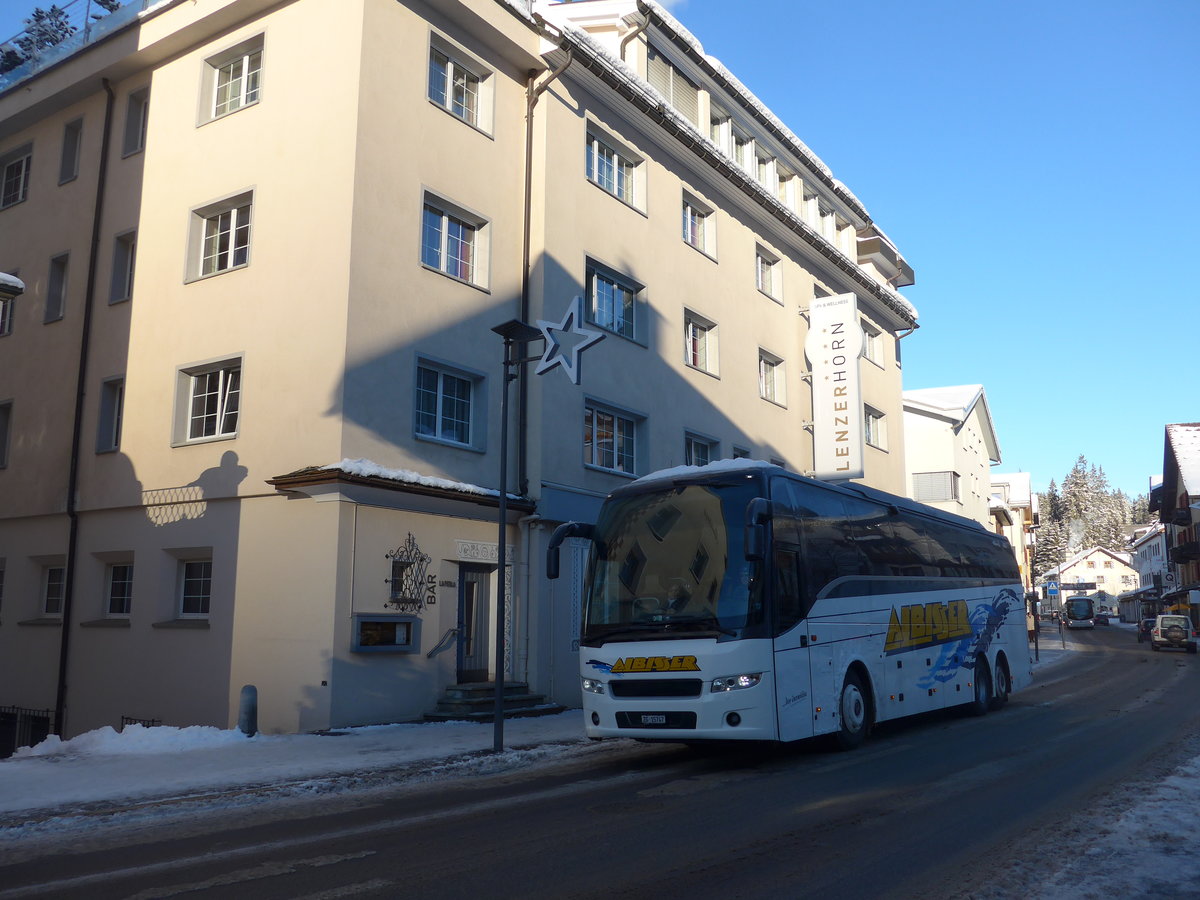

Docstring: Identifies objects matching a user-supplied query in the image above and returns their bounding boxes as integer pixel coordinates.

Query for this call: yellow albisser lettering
[909,604,927,641]
[885,608,904,651]
[949,600,971,638]
[928,602,949,642]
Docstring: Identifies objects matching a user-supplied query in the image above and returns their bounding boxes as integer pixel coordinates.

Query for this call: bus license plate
[641,714,667,725]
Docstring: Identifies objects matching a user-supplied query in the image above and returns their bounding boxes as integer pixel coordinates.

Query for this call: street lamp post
[489,319,544,753]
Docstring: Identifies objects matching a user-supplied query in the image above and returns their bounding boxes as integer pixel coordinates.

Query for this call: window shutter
[914,471,957,502]
[672,69,698,125]
[647,45,671,98]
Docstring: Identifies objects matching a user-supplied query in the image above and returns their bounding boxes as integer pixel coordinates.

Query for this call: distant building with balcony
[1154,423,1200,618]
[1038,547,1137,614]
[989,472,1038,593]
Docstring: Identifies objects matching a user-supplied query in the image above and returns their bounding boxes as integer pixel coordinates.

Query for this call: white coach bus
[547,460,1030,749]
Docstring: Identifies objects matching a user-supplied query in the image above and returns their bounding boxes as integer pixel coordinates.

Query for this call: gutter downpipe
[518,47,572,496]
[54,77,116,737]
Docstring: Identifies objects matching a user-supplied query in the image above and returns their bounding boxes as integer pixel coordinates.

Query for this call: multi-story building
[0,0,919,738]
[989,472,1038,593]
[1119,522,1168,621]
[902,384,1000,528]
[1154,423,1200,619]
[1038,547,1138,615]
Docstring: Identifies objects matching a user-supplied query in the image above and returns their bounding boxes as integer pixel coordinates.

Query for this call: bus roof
[617,460,996,538]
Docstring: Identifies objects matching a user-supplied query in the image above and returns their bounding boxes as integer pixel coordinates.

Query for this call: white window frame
[756,152,775,191]
[106,562,133,617]
[913,470,960,503]
[122,87,149,156]
[756,245,781,301]
[865,406,887,450]
[45,253,68,323]
[682,192,714,257]
[97,376,124,453]
[709,108,730,155]
[585,128,643,209]
[862,322,883,367]
[60,118,82,184]
[420,193,489,288]
[187,190,253,281]
[0,292,13,337]
[110,230,136,304]
[178,558,212,618]
[1,145,32,209]
[584,402,640,476]
[204,36,264,123]
[585,261,642,342]
[175,357,242,445]
[683,309,718,376]
[776,166,798,211]
[684,432,718,467]
[414,358,485,450]
[758,350,785,406]
[43,565,66,616]
[427,37,493,134]
[732,130,753,173]
[0,400,11,468]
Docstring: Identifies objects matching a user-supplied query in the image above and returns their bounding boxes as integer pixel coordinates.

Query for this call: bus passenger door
[773,546,814,741]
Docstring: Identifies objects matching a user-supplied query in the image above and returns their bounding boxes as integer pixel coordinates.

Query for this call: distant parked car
[1093,613,1109,625]
[1138,618,1155,642]
[1151,615,1198,654]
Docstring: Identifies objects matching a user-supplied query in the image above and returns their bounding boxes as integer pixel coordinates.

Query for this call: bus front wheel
[834,670,871,751]
[989,658,1010,711]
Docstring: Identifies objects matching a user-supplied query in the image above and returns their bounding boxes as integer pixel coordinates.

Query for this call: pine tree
[1032,518,1068,580]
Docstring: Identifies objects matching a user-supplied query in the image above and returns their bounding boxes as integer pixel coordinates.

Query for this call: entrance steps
[424,681,564,723]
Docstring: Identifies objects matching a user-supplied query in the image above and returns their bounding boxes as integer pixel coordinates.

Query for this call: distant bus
[548,461,1030,749]
[1063,595,1095,629]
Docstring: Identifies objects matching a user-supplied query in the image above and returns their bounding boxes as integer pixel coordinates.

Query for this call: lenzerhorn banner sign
[804,292,864,480]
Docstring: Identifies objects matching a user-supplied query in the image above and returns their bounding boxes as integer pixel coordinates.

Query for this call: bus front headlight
[710,673,762,692]
[582,678,606,695]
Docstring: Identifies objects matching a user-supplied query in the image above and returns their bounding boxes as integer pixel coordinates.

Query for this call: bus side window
[774,545,805,634]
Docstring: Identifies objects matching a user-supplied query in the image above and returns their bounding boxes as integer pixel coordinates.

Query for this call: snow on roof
[539,7,918,324]
[991,472,1033,507]
[631,457,774,485]
[320,459,504,498]
[1166,424,1200,496]
[903,384,985,416]
[0,272,24,294]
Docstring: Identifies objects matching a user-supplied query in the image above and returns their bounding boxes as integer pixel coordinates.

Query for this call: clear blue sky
[660,0,1197,499]
[4,0,1195,498]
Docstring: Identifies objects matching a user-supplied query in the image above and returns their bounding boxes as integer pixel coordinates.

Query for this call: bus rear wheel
[966,662,991,717]
[989,659,1010,711]
[834,670,870,751]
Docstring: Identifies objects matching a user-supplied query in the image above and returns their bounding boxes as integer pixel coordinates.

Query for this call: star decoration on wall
[535,295,605,385]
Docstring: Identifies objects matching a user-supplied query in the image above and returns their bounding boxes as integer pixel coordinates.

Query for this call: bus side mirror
[547,521,594,579]
[744,497,771,562]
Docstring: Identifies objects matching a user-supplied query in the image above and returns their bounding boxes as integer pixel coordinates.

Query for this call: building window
[60,118,82,184]
[683,310,718,375]
[43,566,66,616]
[353,615,420,653]
[733,131,753,173]
[178,360,241,443]
[106,563,133,616]
[0,293,13,337]
[759,350,785,405]
[862,323,883,366]
[97,377,124,452]
[865,407,886,449]
[179,559,212,617]
[1,145,32,209]
[214,45,264,118]
[421,195,487,287]
[914,471,959,503]
[709,108,730,154]
[685,433,716,467]
[122,88,149,156]
[428,46,482,127]
[756,246,780,300]
[756,152,775,191]
[110,230,136,303]
[682,193,713,255]
[199,197,252,277]
[776,166,797,211]
[732,446,751,459]
[45,253,68,322]
[586,132,639,206]
[586,262,639,341]
[584,403,637,475]
[415,362,479,448]
[0,401,10,468]
[646,44,698,125]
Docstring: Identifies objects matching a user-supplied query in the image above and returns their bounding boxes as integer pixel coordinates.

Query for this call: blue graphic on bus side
[917,588,1018,688]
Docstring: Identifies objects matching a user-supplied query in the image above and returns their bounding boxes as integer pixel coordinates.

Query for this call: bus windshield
[582,478,764,646]
[1065,598,1093,620]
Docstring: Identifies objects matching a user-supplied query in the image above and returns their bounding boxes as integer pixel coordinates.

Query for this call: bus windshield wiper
[660,615,737,636]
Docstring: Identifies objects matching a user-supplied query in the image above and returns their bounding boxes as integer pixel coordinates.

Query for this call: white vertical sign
[804,293,864,481]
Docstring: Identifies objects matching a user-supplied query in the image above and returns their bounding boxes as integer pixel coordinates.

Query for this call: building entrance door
[456,565,492,683]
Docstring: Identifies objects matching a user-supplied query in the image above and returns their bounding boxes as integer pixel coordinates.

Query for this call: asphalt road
[3,624,1197,900]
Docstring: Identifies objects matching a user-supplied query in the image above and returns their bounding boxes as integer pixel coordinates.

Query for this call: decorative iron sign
[385,533,432,614]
